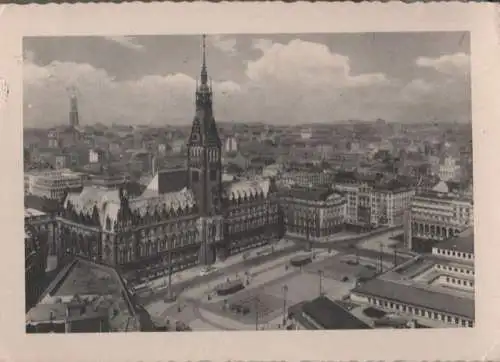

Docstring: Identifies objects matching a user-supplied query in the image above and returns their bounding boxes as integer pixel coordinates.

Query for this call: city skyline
[24,32,471,128]
[24,32,475,334]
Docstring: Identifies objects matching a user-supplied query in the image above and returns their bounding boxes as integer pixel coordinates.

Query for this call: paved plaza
[143,233,404,331]
[199,266,355,327]
[303,252,391,281]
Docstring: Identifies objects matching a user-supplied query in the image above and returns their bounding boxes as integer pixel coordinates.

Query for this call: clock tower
[187,34,222,216]
[187,35,223,265]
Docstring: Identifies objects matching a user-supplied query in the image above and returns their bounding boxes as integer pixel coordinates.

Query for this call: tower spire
[67,86,79,128]
[201,34,208,85]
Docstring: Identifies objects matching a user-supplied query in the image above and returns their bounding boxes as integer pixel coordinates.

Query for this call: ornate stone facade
[280,187,346,242]
[48,36,283,277]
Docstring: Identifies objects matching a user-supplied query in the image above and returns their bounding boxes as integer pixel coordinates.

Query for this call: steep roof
[300,296,372,330]
[27,257,154,332]
[223,178,271,201]
[25,195,62,214]
[156,169,188,194]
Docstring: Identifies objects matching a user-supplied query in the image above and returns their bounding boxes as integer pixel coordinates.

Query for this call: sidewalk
[135,239,295,291]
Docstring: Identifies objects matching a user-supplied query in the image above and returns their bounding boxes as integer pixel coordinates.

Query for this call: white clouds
[105,36,145,51]
[23,41,471,127]
[209,35,237,56]
[246,39,389,89]
[239,39,394,123]
[23,60,241,127]
[252,38,273,52]
[416,52,470,76]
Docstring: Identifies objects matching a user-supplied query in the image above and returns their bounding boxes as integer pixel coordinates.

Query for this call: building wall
[224,196,281,255]
[280,171,334,188]
[281,196,346,239]
[350,292,473,328]
[411,194,473,241]
[334,182,414,228]
[432,247,474,262]
[31,172,83,200]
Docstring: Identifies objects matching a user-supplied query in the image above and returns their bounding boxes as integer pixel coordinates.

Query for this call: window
[192,171,199,182]
[210,169,217,181]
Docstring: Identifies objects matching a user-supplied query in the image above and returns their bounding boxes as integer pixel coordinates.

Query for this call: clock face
[192,134,199,142]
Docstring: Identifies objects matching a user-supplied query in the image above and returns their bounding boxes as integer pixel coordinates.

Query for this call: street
[141,227,410,330]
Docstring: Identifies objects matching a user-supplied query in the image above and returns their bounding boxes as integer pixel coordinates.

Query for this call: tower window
[192,171,199,182]
[210,169,217,181]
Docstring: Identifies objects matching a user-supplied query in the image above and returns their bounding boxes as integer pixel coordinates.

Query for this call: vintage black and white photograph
[23,32,474,333]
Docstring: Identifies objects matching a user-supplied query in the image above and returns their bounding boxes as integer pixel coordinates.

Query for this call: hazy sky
[23,32,471,128]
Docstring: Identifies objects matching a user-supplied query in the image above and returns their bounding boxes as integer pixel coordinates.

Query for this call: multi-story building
[49,36,282,278]
[409,180,473,242]
[89,148,107,164]
[279,168,335,188]
[279,186,346,241]
[438,156,462,181]
[333,171,415,229]
[223,136,239,154]
[223,179,282,255]
[26,170,84,199]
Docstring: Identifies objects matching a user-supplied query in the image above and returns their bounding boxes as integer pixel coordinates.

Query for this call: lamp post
[254,296,260,330]
[318,270,324,296]
[282,284,288,326]
[393,245,398,268]
[204,220,209,268]
[166,238,174,301]
[379,242,383,273]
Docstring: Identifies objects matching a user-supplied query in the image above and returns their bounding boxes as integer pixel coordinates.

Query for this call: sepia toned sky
[23,32,471,128]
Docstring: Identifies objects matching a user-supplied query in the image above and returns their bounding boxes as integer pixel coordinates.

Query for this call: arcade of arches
[411,222,461,241]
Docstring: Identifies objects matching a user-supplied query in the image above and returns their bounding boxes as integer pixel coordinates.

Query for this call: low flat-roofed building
[26,257,155,333]
[289,296,372,330]
[432,227,474,262]
[350,277,474,328]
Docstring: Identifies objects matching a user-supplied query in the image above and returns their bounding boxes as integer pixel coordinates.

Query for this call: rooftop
[25,208,47,218]
[27,258,154,332]
[434,228,474,255]
[280,186,342,202]
[156,168,188,194]
[295,296,372,330]
[352,278,474,319]
[25,195,61,214]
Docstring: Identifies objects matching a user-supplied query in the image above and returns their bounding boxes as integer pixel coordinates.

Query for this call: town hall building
[49,36,283,277]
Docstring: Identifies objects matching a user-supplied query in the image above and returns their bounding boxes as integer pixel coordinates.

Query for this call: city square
[22,32,475,333]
